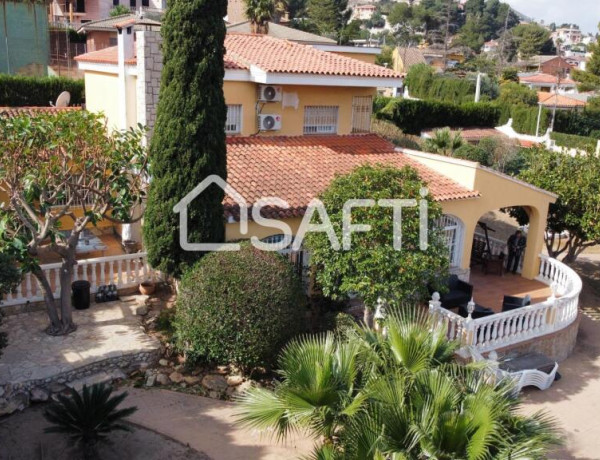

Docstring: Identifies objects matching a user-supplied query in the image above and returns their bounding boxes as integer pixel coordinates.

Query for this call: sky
[504,0,600,34]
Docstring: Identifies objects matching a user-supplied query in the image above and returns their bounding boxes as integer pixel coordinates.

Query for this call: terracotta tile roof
[224,33,400,78]
[422,127,539,148]
[396,47,427,70]
[537,92,586,108]
[520,73,575,85]
[74,46,136,65]
[0,106,83,118]
[224,134,479,220]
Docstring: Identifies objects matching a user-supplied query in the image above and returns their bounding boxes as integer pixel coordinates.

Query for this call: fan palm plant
[244,0,276,33]
[44,383,138,459]
[235,307,562,459]
[423,127,464,156]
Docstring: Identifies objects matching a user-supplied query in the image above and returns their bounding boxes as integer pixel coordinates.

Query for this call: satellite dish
[54,91,71,108]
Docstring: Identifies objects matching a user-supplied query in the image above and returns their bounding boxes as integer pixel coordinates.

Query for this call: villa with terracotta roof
[73,21,560,285]
[519,72,577,93]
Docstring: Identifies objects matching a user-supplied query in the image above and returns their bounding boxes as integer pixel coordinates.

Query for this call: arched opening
[437,214,465,269]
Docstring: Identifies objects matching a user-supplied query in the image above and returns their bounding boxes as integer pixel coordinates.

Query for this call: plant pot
[123,240,139,254]
[139,281,155,296]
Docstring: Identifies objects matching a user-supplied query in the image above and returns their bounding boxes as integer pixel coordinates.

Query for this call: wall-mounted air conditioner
[258,85,283,102]
[259,114,282,131]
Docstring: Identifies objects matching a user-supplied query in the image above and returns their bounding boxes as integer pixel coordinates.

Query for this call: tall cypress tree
[143,0,228,278]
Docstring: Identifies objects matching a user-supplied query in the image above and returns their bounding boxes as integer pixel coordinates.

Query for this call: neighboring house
[226,0,246,25]
[537,92,587,111]
[75,23,402,135]
[553,25,582,46]
[352,4,377,21]
[537,56,575,77]
[421,128,539,148]
[519,73,577,93]
[421,46,468,70]
[49,0,164,25]
[392,47,427,74]
[482,40,499,54]
[564,55,587,71]
[0,0,49,76]
[77,13,136,51]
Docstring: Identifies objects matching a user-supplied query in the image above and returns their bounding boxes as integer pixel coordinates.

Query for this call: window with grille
[113,0,119,6]
[436,215,464,267]
[352,96,373,133]
[225,105,242,134]
[303,106,339,134]
[130,0,136,7]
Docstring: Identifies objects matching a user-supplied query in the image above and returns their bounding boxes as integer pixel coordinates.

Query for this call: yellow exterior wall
[331,51,377,64]
[226,217,305,241]
[223,82,376,136]
[84,70,121,131]
[405,152,555,280]
[126,75,138,129]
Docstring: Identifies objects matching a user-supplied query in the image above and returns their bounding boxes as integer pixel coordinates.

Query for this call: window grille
[225,105,242,134]
[351,96,373,133]
[303,106,339,134]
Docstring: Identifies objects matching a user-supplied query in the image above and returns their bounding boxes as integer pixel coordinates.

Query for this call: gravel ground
[0,404,211,460]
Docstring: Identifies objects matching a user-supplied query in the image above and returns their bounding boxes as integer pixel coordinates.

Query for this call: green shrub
[498,82,538,107]
[453,144,492,165]
[378,99,501,135]
[174,244,307,370]
[404,64,478,103]
[554,109,600,137]
[550,132,598,152]
[0,75,85,106]
[373,95,394,114]
[371,118,422,150]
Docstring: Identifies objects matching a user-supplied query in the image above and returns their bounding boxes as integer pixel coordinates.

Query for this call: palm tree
[423,127,464,155]
[244,0,278,34]
[235,307,562,459]
[44,384,137,459]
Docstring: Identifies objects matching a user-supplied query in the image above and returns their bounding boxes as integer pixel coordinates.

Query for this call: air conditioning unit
[259,114,282,131]
[258,85,283,102]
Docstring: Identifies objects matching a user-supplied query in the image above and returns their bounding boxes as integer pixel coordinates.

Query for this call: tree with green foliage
[244,0,274,33]
[498,81,538,106]
[512,23,555,59]
[501,66,519,82]
[573,23,600,91]
[306,0,350,40]
[236,307,562,459]
[143,0,228,279]
[304,165,449,325]
[516,148,600,263]
[109,5,131,17]
[0,111,147,335]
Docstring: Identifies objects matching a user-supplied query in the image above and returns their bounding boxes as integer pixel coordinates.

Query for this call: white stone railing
[1,253,157,308]
[429,255,581,353]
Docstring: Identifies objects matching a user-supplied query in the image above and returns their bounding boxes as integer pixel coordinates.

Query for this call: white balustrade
[429,254,582,353]
[0,253,157,308]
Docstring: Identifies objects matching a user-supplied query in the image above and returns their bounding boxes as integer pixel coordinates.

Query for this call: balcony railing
[429,254,582,353]
[1,253,157,308]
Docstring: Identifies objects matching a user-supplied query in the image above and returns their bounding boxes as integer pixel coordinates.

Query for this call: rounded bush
[174,244,307,370]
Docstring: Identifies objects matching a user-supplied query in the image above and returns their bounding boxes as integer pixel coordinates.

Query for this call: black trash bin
[72,280,91,310]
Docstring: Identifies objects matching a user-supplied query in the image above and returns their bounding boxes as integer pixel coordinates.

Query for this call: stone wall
[0,349,160,416]
[136,28,163,141]
[494,312,581,362]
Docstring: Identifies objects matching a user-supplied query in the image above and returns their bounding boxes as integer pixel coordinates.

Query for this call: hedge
[373,95,394,114]
[404,63,476,103]
[554,110,600,138]
[511,105,550,136]
[0,75,85,107]
[550,132,599,152]
[378,99,501,135]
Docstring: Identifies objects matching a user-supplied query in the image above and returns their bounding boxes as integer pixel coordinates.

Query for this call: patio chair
[434,275,473,310]
[502,294,531,312]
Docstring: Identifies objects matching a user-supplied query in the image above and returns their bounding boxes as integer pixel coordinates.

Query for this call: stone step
[66,369,127,393]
